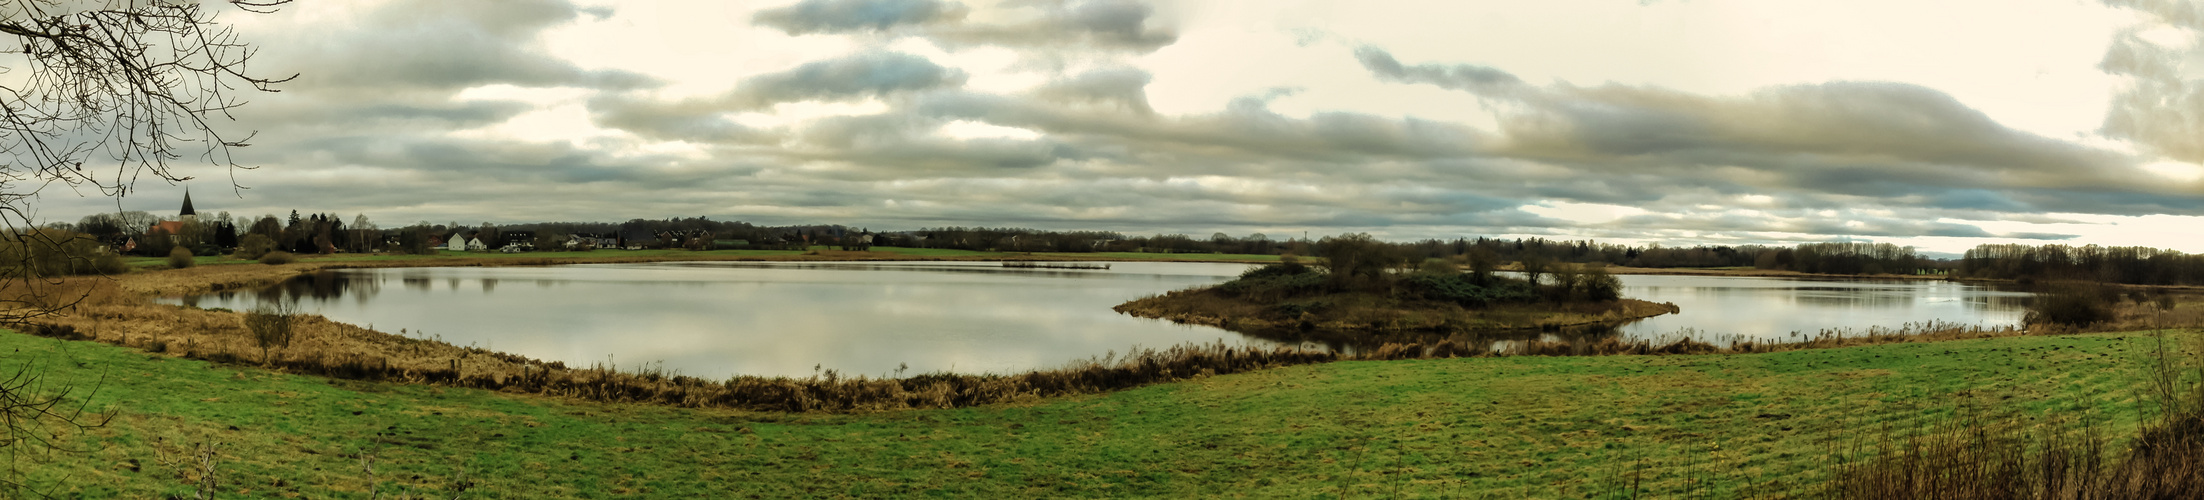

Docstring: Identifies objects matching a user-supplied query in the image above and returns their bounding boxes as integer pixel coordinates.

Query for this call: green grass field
[5,329,2178,498]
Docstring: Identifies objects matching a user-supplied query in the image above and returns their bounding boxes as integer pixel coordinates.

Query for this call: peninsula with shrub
[1115,234,1679,333]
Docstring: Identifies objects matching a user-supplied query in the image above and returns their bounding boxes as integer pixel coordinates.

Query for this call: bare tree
[0,0,294,316]
[0,1,292,494]
[242,298,295,364]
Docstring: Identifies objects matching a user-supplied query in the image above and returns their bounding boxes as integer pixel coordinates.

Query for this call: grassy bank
[4,328,2183,498]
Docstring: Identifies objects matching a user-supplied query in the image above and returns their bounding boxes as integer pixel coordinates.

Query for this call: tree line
[1958,243,2204,286]
[66,209,2204,287]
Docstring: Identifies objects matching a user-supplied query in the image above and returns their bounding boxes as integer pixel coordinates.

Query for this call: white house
[447,234,467,252]
[465,237,488,252]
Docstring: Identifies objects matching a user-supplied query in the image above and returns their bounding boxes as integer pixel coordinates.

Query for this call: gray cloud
[911,90,1486,165]
[2099,2,2204,172]
[1031,67,1155,115]
[755,0,1178,53]
[928,0,1178,52]
[263,0,654,96]
[1596,210,2077,241]
[1354,46,1523,94]
[732,52,967,109]
[1351,46,2196,218]
[584,51,963,143]
[753,0,968,34]
[588,95,779,144]
[91,1,2196,253]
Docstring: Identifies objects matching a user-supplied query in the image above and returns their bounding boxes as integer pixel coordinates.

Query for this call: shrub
[1217,269,1329,302]
[1403,273,1538,307]
[166,246,195,269]
[242,301,298,363]
[259,251,295,265]
[1316,233,1401,291]
[1545,264,1583,302]
[1580,266,1623,302]
[232,234,274,260]
[1519,253,1552,286]
[0,229,126,276]
[2024,282,2114,326]
[1465,248,1498,283]
[1237,259,1311,280]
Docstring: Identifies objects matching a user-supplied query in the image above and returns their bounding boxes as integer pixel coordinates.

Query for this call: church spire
[179,189,196,217]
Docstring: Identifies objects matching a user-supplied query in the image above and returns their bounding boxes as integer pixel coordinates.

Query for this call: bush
[1403,273,1538,307]
[1316,233,1402,291]
[242,301,298,363]
[166,246,195,269]
[2024,282,2114,326]
[0,229,126,276]
[1238,259,1311,280]
[1217,269,1329,302]
[232,233,274,260]
[1545,264,1583,302]
[259,251,295,265]
[1580,266,1623,301]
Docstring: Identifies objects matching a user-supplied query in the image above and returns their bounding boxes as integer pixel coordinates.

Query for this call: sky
[38,0,2204,254]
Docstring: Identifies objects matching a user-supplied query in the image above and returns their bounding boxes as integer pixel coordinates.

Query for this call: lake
[167,262,2030,378]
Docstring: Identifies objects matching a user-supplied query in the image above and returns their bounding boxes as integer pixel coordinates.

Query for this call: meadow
[0,326,2185,498]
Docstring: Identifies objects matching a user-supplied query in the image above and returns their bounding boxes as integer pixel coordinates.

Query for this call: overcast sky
[45,0,2204,253]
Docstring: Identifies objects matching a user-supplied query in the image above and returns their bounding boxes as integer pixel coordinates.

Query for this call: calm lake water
[167,262,2030,378]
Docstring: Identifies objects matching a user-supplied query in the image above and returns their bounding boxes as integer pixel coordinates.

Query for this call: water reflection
[1232,323,1631,356]
[164,263,2031,378]
[1614,275,2030,340]
[172,261,1266,379]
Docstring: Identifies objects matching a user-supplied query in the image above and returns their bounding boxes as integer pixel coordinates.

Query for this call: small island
[1116,234,1679,333]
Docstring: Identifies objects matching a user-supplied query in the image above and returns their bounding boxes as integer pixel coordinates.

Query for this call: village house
[566,233,618,250]
[654,229,713,250]
[500,231,536,251]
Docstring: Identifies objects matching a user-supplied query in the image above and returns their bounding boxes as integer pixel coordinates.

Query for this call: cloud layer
[68,0,2204,253]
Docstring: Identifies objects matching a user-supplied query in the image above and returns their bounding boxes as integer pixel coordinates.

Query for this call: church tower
[179,189,196,223]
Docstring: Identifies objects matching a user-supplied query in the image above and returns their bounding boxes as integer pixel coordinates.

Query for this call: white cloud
[938,119,1041,140]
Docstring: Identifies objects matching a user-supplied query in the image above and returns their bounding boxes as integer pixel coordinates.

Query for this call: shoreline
[29,249,2176,415]
[118,250,1281,297]
[123,250,2008,298]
